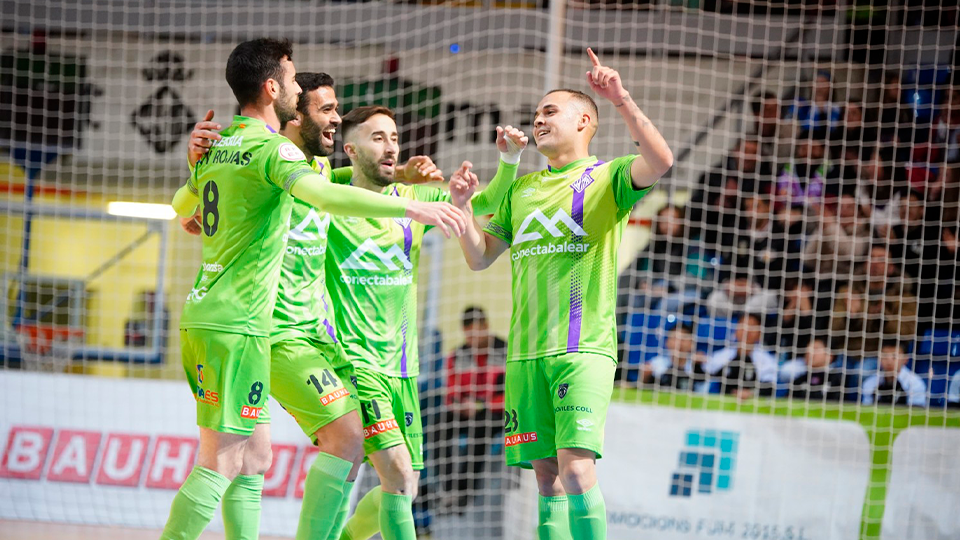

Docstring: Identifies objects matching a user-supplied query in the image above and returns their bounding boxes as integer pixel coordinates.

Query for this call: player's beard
[300,116,330,158]
[358,155,393,187]
[274,82,298,125]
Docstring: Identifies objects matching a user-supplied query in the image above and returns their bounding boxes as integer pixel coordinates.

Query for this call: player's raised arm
[585,47,673,189]
[449,161,510,270]
[187,109,222,169]
[468,126,527,215]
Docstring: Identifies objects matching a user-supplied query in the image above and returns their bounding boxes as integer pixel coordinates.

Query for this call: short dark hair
[674,320,695,334]
[341,105,395,141]
[751,90,778,116]
[743,313,764,325]
[462,306,487,327]
[225,38,294,108]
[295,72,335,115]
[881,338,908,353]
[545,88,599,122]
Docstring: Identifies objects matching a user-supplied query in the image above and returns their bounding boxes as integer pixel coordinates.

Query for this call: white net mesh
[1,1,959,539]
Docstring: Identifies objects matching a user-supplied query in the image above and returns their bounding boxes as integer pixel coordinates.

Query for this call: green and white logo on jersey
[341,238,413,271]
[514,208,587,244]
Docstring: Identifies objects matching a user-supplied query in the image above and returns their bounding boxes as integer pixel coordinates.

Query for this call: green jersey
[270,156,343,352]
[180,115,316,337]
[484,155,655,362]
[326,183,448,378]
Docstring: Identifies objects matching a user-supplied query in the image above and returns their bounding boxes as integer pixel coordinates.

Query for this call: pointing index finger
[587,47,601,67]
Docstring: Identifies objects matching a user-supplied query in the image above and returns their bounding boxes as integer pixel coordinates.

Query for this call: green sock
[221,474,265,540]
[296,452,353,540]
[378,492,416,540]
[567,485,607,540]
[326,480,355,540]
[340,485,381,540]
[159,466,231,540]
[538,495,573,540]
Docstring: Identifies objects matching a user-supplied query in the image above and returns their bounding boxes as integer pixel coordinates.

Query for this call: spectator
[439,306,506,510]
[699,313,778,398]
[782,337,847,402]
[729,194,802,290]
[704,273,778,319]
[750,91,795,160]
[861,339,927,407]
[772,278,820,352]
[804,191,872,279]
[948,369,960,408]
[829,278,908,360]
[855,146,906,237]
[879,71,911,146]
[856,243,919,349]
[833,98,878,166]
[934,86,960,164]
[641,322,709,393]
[785,71,843,134]
[889,189,940,283]
[776,128,835,207]
[687,138,770,251]
[618,204,703,313]
[926,164,960,223]
[929,225,960,328]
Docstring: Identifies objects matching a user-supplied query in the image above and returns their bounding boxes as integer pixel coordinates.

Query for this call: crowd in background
[617,68,960,408]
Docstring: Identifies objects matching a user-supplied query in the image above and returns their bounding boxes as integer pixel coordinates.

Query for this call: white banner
[598,404,872,540]
[883,427,960,540]
[0,371,311,536]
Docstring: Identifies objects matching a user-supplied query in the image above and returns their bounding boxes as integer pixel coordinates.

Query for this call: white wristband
[499,151,522,165]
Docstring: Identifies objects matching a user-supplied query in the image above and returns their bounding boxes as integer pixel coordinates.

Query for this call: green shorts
[354,368,423,470]
[270,338,359,444]
[180,328,271,436]
[503,352,616,468]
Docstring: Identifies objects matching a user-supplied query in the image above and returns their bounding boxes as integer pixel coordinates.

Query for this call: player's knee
[533,466,563,496]
[381,466,418,496]
[242,440,273,476]
[558,458,597,494]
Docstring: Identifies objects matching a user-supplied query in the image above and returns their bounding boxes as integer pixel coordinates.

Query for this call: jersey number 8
[203,181,220,236]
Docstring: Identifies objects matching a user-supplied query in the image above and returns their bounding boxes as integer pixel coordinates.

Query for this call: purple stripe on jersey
[399,210,414,378]
[320,293,337,343]
[266,125,277,133]
[566,161,603,353]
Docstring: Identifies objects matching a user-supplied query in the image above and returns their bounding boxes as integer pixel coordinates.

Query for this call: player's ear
[288,111,302,128]
[266,78,279,100]
[343,141,357,160]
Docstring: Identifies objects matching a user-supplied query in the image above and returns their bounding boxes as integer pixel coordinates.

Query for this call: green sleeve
[482,187,514,245]
[291,175,408,218]
[261,137,319,193]
[412,184,450,203]
[171,183,199,218]
[469,159,520,215]
[610,154,657,210]
[331,166,353,185]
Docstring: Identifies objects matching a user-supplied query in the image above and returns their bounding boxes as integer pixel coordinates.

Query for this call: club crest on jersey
[558,383,569,400]
[570,171,596,193]
[405,412,414,427]
[278,143,306,162]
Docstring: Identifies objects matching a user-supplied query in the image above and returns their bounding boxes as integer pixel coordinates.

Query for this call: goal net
[1,1,958,539]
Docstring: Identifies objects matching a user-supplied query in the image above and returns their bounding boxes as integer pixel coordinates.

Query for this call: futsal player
[162,39,465,540]
[453,48,673,539]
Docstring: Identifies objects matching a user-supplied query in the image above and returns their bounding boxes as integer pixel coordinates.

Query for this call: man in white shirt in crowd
[697,313,778,399]
[862,339,927,407]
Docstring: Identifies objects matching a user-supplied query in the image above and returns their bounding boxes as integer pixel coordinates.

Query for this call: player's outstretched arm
[585,48,673,189]
[291,174,466,238]
[449,162,509,269]
[469,126,527,215]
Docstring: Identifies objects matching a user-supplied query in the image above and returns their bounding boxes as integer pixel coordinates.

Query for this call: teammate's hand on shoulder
[585,48,628,105]
[399,155,444,184]
[449,161,480,209]
[188,110,222,167]
[180,209,202,236]
[496,126,528,164]
[405,200,466,239]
